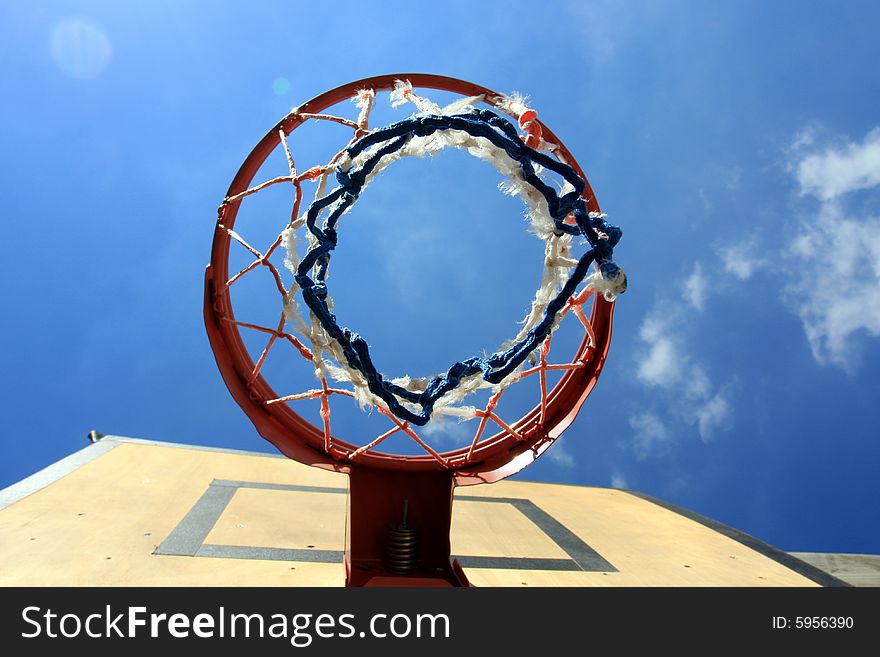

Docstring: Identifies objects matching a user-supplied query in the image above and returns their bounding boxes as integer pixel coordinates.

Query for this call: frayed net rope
[281,83,625,426]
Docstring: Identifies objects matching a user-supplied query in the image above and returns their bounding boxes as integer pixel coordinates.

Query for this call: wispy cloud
[683,262,707,310]
[795,127,880,200]
[610,471,628,489]
[715,238,767,281]
[546,439,576,468]
[699,166,743,213]
[374,222,477,303]
[784,204,880,368]
[682,365,731,441]
[565,0,630,63]
[636,313,683,387]
[629,412,670,460]
[693,390,731,441]
[420,417,472,446]
[630,266,734,456]
[784,127,880,369]
[709,127,880,371]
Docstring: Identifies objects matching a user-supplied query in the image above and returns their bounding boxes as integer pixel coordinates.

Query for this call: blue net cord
[293,108,624,426]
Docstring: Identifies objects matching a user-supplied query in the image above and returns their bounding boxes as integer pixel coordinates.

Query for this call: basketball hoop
[205,74,625,585]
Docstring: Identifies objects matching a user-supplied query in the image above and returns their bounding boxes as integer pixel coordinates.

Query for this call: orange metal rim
[205,74,615,480]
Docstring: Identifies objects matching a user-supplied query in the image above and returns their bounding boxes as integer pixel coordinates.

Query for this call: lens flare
[272,77,291,96]
[49,19,112,79]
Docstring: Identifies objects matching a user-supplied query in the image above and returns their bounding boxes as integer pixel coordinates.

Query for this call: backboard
[0,435,852,587]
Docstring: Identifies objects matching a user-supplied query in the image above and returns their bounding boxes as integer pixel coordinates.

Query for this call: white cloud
[629,412,671,460]
[784,205,880,368]
[783,127,880,369]
[626,128,879,458]
[716,239,767,281]
[546,441,576,468]
[636,336,681,387]
[631,279,735,457]
[567,0,677,69]
[566,0,630,63]
[790,128,815,152]
[683,262,707,310]
[796,128,880,200]
[711,128,880,370]
[610,471,628,489]
[636,315,682,387]
[693,391,731,441]
[698,189,713,213]
[671,362,730,442]
[420,417,471,445]
[684,365,712,400]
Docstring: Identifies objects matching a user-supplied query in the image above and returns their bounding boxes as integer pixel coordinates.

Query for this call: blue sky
[1,1,878,555]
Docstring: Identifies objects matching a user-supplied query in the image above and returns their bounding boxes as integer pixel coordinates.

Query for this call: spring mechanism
[386,499,419,573]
